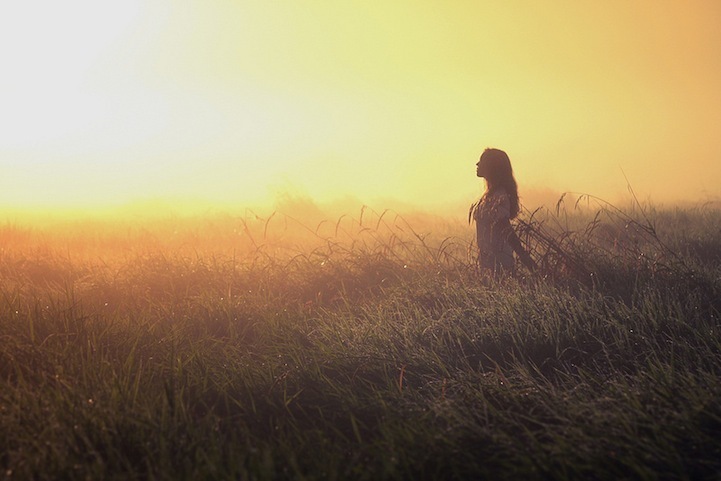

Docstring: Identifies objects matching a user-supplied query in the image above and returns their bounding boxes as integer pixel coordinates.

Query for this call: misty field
[1,200,720,480]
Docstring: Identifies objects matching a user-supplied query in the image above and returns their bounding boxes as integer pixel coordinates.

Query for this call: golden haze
[1,1,720,220]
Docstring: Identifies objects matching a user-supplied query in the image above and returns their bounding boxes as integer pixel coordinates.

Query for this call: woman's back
[474,187,514,270]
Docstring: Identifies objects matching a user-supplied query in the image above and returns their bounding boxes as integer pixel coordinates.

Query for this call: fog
[2,1,720,218]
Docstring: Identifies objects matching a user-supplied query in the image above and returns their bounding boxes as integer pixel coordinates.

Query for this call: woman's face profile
[476,156,487,178]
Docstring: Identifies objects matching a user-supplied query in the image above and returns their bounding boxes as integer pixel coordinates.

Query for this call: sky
[1,0,720,217]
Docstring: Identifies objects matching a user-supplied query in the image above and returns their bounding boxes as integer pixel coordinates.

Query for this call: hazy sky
[1,0,720,215]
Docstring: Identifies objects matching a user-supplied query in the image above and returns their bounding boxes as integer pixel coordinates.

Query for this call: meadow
[1,198,720,480]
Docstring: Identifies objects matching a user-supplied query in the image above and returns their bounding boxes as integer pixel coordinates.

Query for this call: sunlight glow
[0,1,144,146]
[1,1,720,217]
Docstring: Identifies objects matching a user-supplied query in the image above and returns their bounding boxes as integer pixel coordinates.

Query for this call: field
[1,199,720,480]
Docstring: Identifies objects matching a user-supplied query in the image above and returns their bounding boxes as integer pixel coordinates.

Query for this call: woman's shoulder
[492,186,509,199]
[483,188,511,217]
[484,188,510,205]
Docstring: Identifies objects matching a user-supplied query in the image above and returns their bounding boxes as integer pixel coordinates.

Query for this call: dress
[473,188,514,271]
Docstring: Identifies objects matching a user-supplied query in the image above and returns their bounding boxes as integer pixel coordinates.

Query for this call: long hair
[480,148,520,218]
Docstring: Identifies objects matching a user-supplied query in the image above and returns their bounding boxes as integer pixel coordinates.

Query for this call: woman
[470,148,536,274]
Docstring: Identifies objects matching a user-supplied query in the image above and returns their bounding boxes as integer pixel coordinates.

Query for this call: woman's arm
[495,219,537,272]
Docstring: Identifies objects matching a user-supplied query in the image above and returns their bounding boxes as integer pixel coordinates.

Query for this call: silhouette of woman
[470,148,536,274]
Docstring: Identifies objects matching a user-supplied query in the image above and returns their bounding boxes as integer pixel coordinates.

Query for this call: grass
[1,202,720,480]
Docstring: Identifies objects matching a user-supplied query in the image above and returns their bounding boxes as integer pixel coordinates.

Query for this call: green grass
[1,204,720,480]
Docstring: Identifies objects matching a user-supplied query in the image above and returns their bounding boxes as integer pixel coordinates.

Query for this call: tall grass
[1,203,720,480]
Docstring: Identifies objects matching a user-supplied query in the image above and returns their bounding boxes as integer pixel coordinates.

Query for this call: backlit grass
[1,203,720,480]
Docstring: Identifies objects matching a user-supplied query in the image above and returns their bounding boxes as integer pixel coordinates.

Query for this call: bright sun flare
[0,1,146,148]
[1,1,721,216]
